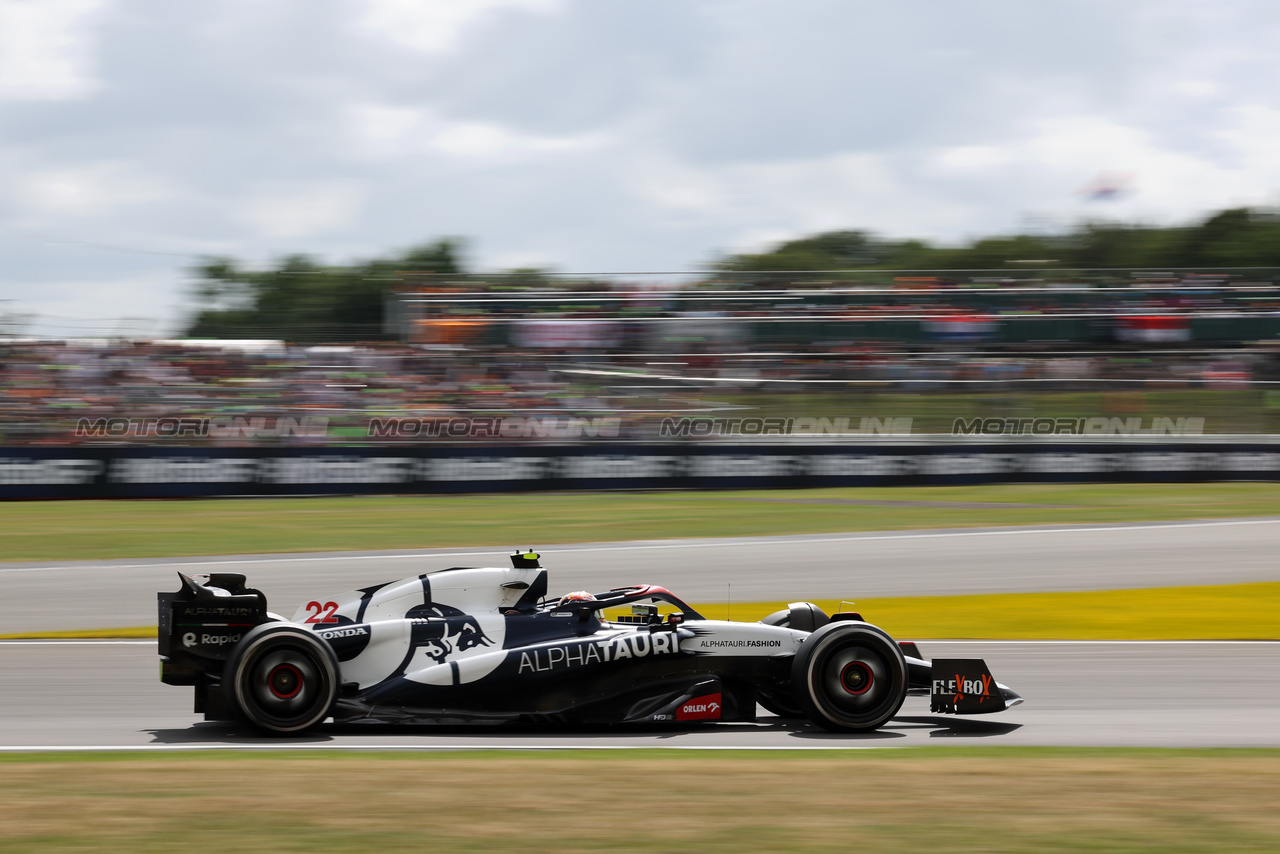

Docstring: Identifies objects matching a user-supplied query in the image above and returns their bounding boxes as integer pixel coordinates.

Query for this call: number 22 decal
[304,601,340,623]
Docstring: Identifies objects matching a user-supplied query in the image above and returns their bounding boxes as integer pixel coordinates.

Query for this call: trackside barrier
[1,442,1279,499]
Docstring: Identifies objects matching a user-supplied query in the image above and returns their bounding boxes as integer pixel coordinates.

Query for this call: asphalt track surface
[2,639,1277,749]
[1,518,1279,750]
[4,517,1280,634]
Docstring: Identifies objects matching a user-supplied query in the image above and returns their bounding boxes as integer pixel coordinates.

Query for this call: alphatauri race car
[158,551,1022,735]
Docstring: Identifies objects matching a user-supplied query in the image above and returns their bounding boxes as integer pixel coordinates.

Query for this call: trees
[185,239,465,342]
[183,207,1280,341]
[713,208,1280,279]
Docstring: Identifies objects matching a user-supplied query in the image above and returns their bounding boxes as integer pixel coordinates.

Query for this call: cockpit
[540,584,703,627]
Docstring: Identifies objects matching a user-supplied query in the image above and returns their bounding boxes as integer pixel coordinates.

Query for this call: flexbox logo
[930,659,1003,714]
[932,673,992,704]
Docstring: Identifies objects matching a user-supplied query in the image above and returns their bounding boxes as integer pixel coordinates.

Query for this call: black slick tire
[791,622,908,733]
[224,623,339,735]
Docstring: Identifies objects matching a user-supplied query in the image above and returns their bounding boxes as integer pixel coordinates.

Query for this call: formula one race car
[158,551,1022,735]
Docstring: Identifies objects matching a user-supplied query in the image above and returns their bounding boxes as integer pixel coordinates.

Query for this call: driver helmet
[557,591,597,608]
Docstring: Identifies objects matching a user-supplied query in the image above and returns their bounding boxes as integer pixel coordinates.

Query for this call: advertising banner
[1,443,1277,499]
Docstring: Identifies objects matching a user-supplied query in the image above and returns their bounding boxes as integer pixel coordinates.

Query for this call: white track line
[0,744,906,753]
[4,518,1279,575]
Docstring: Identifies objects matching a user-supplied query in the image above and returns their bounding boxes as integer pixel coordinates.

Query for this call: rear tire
[224,624,339,735]
[791,622,907,733]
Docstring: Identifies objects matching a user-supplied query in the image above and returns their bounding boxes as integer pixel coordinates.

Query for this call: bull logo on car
[412,613,493,665]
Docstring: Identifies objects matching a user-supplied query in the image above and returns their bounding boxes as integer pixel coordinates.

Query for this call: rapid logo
[676,693,722,721]
[929,658,1006,714]
[518,631,679,674]
[182,631,242,648]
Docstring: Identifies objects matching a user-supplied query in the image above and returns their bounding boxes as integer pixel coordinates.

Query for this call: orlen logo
[934,673,993,704]
[676,693,722,721]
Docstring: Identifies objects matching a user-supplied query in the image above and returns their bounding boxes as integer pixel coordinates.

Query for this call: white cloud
[357,0,563,54]
[344,102,612,161]
[237,182,365,240]
[0,0,105,102]
[1214,104,1280,177]
[631,149,978,251]
[344,103,424,157]
[629,155,729,216]
[13,162,170,217]
[967,112,1280,222]
[931,146,1013,175]
[8,1,1280,338]
[487,249,559,270]
[716,152,979,246]
[6,270,178,338]
[1172,79,1219,100]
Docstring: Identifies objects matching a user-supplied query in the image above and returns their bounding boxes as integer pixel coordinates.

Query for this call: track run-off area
[2,518,1278,750]
[2,638,1277,750]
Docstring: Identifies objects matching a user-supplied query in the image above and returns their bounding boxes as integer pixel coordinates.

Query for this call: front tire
[224,624,339,735]
[791,622,907,732]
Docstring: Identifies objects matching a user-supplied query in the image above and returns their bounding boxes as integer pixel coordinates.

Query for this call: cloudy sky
[3,0,1280,336]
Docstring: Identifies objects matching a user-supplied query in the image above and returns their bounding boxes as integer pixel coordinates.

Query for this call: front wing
[929,658,1023,714]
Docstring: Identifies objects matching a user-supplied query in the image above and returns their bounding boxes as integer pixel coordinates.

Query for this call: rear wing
[157,572,270,663]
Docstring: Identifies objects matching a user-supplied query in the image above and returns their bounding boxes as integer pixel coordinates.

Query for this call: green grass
[3,483,1280,562]
[1,749,1278,853]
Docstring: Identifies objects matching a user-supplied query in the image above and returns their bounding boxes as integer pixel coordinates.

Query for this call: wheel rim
[838,660,874,696]
[267,662,304,700]
[244,647,322,723]
[801,632,909,730]
[227,628,338,734]
[819,643,890,715]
